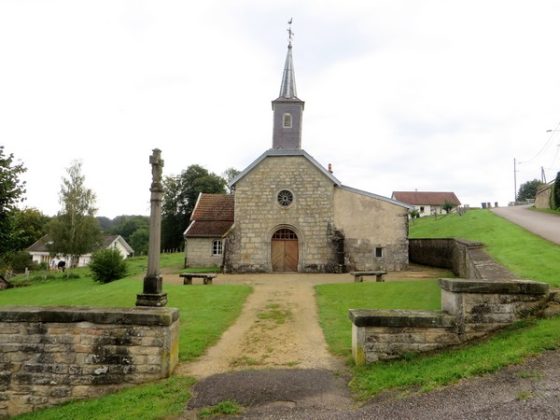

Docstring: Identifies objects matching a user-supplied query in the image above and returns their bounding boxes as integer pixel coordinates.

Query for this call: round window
[277,190,294,207]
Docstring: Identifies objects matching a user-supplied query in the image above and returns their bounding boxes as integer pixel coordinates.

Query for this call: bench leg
[206,279,213,285]
[203,278,209,285]
[183,277,192,285]
[354,276,363,283]
[376,275,385,282]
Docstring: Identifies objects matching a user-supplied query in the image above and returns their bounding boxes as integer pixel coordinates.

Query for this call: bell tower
[272,21,304,150]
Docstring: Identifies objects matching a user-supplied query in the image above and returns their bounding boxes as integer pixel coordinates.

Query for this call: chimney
[328,163,333,174]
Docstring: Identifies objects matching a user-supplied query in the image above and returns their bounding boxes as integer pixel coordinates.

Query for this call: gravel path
[492,205,560,244]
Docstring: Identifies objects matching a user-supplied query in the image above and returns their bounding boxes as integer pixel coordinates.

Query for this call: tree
[0,146,27,256]
[442,201,454,214]
[553,172,560,210]
[11,208,50,250]
[517,179,544,202]
[110,215,149,241]
[129,227,149,255]
[48,161,102,267]
[162,165,227,250]
[222,167,240,192]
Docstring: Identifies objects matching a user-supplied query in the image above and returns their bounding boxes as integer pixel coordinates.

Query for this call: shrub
[89,249,128,283]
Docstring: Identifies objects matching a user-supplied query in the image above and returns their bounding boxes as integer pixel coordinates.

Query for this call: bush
[89,249,128,283]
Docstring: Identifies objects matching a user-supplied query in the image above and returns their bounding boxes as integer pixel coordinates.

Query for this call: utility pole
[513,158,517,204]
[541,166,547,183]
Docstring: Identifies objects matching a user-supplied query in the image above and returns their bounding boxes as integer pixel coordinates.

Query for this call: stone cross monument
[136,148,168,307]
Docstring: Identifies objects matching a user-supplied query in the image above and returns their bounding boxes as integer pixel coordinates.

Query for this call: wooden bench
[350,271,387,283]
[179,273,217,285]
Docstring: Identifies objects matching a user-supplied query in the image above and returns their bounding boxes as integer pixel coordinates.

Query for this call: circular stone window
[277,190,294,207]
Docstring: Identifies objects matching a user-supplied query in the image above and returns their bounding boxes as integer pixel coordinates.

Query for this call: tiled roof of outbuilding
[391,191,461,206]
[185,193,234,238]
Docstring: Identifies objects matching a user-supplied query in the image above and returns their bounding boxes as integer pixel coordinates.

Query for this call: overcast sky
[2,0,560,218]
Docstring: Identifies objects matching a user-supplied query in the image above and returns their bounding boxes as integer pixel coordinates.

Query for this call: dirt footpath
[171,267,448,379]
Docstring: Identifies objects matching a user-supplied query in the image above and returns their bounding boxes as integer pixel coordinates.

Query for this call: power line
[519,120,560,164]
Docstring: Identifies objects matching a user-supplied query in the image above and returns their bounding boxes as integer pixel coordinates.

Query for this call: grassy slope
[410,209,560,286]
[316,281,441,358]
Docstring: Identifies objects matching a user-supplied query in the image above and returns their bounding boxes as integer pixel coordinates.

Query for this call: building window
[212,240,223,256]
[420,206,425,213]
[283,113,292,128]
[375,247,383,258]
[277,190,294,207]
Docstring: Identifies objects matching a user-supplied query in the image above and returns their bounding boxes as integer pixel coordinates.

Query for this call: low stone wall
[0,306,179,417]
[349,278,549,365]
[409,238,515,280]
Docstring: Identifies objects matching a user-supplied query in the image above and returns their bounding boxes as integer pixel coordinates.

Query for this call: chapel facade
[184,40,410,273]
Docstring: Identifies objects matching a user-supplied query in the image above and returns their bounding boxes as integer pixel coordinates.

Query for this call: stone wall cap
[0,306,180,326]
[348,309,456,328]
[439,278,549,295]
[409,238,484,248]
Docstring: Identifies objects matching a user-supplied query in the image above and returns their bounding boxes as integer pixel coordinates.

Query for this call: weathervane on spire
[287,18,294,46]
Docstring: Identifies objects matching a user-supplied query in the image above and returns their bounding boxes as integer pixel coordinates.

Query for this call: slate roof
[185,193,234,238]
[391,191,461,206]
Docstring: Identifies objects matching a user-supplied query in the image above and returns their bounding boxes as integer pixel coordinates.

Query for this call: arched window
[283,113,292,128]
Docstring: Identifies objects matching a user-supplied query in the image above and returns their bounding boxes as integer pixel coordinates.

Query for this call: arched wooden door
[271,228,299,272]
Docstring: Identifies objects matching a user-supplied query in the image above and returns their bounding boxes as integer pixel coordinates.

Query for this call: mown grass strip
[351,317,560,398]
[315,281,441,358]
[16,376,195,420]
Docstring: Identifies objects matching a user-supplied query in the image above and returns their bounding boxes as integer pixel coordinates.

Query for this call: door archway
[271,228,299,272]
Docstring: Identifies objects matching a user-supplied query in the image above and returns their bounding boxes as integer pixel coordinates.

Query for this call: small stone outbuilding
[184,40,410,273]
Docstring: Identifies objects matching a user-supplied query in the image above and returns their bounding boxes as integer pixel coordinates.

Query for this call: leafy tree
[553,172,560,210]
[96,216,113,232]
[0,146,27,256]
[110,215,149,241]
[162,165,227,250]
[442,201,454,214]
[223,167,240,192]
[48,161,102,267]
[89,249,127,283]
[11,208,50,250]
[129,227,149,255]
[517,179,544,202]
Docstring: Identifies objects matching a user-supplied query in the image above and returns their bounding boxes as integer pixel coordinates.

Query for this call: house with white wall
[391,191,461,217]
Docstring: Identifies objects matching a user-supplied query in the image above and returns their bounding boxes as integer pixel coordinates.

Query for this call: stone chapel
[184,40,410,273]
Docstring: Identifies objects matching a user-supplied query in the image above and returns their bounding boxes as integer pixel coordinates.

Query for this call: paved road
[492,205,560,245]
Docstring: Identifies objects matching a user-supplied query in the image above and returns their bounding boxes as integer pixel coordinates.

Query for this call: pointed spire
[278,18,298,99]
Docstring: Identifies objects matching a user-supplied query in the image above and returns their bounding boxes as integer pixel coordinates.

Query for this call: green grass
[529,206,560,216]
[0,254,252,363]
[198,400,243,417]
[16,376,195,420]
[351,317,560,398]
[316,281,441,358]
[410,209,560,286]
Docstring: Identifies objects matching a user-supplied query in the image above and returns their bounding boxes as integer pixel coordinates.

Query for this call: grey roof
[229,149,341,188]
[339,185,413,209]
[277,44,299,100]
[27,234,134,254]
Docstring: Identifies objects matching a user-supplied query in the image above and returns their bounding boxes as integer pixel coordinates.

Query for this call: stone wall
[409,238,515,279]
[333,187,409,271]
[0,306,179,417]
[349,278,549,365]
[185,237,223,268]
[226,155,337,272]
[535,182,553,209]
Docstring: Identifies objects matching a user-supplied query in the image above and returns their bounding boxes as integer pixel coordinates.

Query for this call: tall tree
[162,165,226,250]
[48,161,102,267]
[222,167,240,192]
[11,208,50,250]
[0,146,27,255]
[553,171,560,209]
[517,179,544,202]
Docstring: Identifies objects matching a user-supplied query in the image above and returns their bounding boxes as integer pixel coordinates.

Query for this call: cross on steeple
[287,18,294,46]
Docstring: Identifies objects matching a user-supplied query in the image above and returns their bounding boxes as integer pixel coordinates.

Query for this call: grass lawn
[410,209,560,286]
[317,209,560,399]
[315,280,441,358]
[2,253,251,419]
